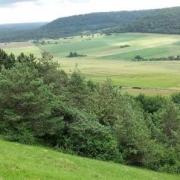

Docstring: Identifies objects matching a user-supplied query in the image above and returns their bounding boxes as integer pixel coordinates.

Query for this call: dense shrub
[0,49,15,70]
[133,55,180,61]
[67,52,86,58]
[0,62,54,142]
[63,112,120,161]
[0,50,179,174]
[172,93,180,105]
[115,99,151,166]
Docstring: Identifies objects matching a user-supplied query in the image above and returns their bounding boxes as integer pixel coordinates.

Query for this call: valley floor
[2,33,180,95]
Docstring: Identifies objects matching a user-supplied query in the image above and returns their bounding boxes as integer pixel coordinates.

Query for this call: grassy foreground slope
[0,140,179,180]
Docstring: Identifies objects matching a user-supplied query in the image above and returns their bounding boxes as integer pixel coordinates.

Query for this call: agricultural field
[0,139,179,180]
[1,33,180,95]
[0,41,41,57]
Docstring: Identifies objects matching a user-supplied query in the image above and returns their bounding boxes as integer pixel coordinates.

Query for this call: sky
[0,0,180,24]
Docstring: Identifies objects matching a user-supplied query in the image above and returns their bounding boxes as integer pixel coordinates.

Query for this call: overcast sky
[0,0,180,24]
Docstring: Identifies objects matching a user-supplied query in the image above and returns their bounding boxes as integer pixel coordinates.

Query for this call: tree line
[0,49,179,174]
[134,55,180,61]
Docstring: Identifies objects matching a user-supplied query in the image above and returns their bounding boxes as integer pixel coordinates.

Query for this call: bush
[144,142,180,173]
[0,62,54,143]
[115,97,151,166]
[67,52,86,58]
[66,113,120,161]
[5,128,35,145]
[172,93,180,105]
[0,51,179,174]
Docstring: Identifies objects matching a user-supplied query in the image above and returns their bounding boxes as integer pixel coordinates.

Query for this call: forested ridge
[40,7,180,38]
[1,7,180,42]
[0,49,179,174]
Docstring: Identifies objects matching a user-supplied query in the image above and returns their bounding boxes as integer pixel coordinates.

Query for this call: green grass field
[1,33,180,95]
[0,139,179,180]
[39,33,180,60]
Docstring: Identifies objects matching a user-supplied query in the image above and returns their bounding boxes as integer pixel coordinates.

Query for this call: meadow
[0,139,179,180]
[1,33,180,95]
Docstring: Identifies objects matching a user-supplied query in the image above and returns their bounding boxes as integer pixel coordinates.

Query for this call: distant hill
[1,7,180,42]
[0,22,46,31]
[0,22,46,42]
[38,7,180,37]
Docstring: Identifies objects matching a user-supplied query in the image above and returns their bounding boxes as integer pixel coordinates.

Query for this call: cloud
[0,0,180,24]
[0,0,38,6]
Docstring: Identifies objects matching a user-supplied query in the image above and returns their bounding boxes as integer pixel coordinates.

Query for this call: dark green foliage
[0,49,15,69]
[133,55,180,61]
[159,103,180,146]
[134,55,144,61]
[115,98,151,166]
[0,49,36,70]
[68,52,78,58]
[0,51,179,174]
[67,72,92,108]
[0,63,54,143]
[119,45,130,48]
[136,95,180,173]
[59,109,119,161]
[136,94,166,113]
[17,53,36,63]
[86,80,121,126]
[67,52,86,58]
[172,93,180,105]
